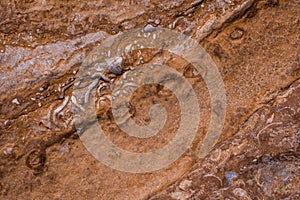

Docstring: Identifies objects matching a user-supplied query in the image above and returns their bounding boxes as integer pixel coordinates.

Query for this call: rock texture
[0,0,299,199]
[149,78,300,199]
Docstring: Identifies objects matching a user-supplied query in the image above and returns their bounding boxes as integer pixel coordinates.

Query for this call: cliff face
[0,0,299,199]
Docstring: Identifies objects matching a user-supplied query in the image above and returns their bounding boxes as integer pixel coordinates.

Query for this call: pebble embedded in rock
[230,28,245,40]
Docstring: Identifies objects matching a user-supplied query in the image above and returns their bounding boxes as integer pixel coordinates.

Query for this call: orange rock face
[0,0,299,199]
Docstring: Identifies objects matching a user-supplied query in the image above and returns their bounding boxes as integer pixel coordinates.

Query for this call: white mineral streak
[0,31,108,96]
[194,0,255,41]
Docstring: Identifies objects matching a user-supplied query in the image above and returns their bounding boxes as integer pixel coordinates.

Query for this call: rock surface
[0,0,299,199]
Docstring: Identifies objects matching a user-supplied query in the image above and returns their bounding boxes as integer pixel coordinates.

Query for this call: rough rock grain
[0,0,299,199]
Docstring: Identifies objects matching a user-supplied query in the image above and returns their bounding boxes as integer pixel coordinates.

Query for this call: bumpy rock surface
[0,0,299,199]
[150,79,300,199]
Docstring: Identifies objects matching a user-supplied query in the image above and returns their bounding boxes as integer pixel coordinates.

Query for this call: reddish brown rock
[0,0,299,199]
[149,78,300,199]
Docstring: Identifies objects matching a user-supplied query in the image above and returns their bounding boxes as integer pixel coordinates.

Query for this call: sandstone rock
[0,0,299,199]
